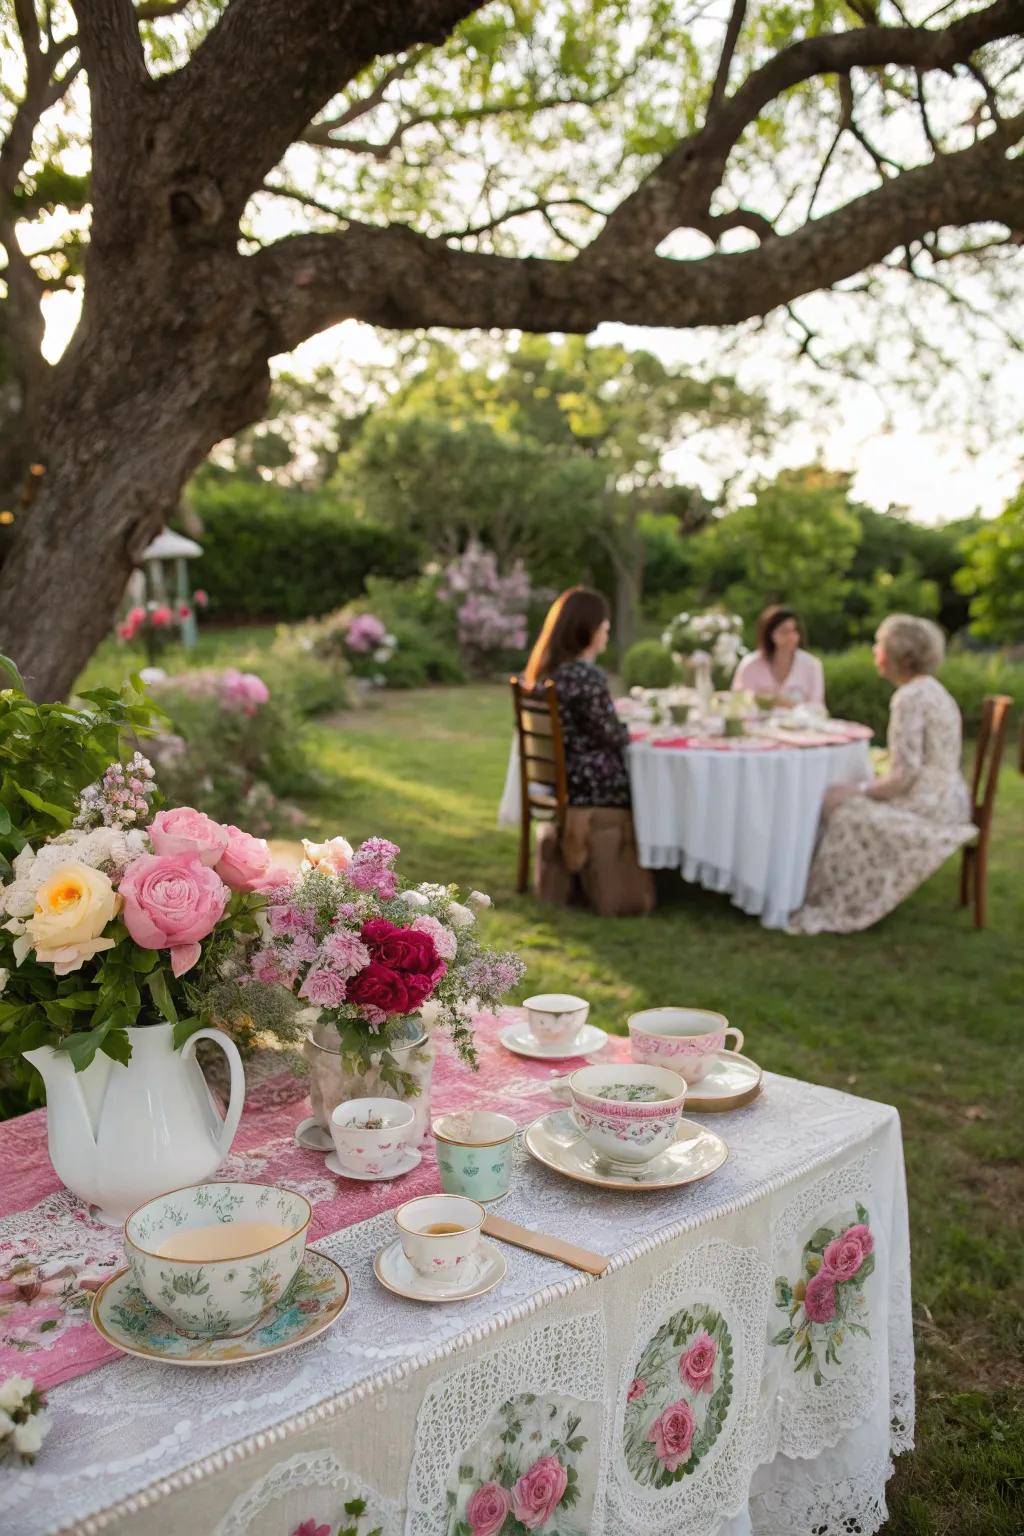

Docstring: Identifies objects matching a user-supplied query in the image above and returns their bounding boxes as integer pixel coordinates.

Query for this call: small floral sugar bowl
[124,1181,311,1338]
[432,1110,518,1202]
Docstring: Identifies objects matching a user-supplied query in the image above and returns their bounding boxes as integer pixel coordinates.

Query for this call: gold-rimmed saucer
[524,1109,728,1192]
[683,1051,764,1113]
[373,1238,506,1303]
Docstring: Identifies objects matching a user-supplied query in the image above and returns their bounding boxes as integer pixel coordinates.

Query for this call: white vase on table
[691,652,714,715]
[23,1021,245,1225]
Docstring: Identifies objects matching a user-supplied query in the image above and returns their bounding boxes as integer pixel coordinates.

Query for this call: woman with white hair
[791,614,976,934]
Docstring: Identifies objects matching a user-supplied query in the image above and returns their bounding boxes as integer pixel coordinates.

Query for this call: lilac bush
[437,541,531,673]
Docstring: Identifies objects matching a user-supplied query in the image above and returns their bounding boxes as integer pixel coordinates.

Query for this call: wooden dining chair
[509,676,569,893]
[960,693,1012,929]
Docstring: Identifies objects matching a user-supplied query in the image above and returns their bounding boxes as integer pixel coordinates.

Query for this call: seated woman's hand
[822,783,863,816]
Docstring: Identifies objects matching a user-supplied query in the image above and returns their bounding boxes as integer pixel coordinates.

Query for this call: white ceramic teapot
[24,1021,245,1224]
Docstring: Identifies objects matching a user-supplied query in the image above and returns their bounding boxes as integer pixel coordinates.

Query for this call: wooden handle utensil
[481,1213,609,1276]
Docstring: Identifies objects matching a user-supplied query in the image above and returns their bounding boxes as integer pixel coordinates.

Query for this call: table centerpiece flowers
[661,611,747,711]
[249,834,525,1115]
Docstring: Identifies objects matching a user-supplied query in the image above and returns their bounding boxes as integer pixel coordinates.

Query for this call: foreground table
[0,1021,912,1536]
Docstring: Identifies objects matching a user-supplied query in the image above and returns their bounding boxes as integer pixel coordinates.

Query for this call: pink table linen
[0,1010,621,1390]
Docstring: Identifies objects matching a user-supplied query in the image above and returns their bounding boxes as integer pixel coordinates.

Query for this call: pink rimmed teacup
[628,1007,744,1085]
[557,1062,687,1168]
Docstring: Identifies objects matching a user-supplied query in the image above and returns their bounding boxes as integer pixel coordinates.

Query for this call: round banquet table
[627,735,871,928]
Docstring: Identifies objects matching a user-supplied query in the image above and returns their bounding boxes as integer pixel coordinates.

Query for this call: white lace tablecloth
[0,1073,913,1536]
[499,737,870,928]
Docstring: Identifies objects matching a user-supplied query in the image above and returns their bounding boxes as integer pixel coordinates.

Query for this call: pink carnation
[298,968,348,1008]
[119,852,229,977]
[411,914,458,961]
[150,807,229,868]
[804,1269,838,1322]
[289,932,319,963]
[268,902,314,937]
[821,1223,873,1283]
[679,1330,717,1394]
[647,1399,696,1472]
[511,1455,568,1530]
[319,930,372,977]
[250,947,292,985]
[465,1481,513,1536]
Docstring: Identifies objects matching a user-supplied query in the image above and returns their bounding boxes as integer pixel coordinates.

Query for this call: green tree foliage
[955,490,1024,644]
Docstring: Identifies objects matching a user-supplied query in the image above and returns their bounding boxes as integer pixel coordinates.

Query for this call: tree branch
[306,48,429,136]
[708,0,747,115]
[585,0,1024,263]
[163,0,483,220]
[252,112,1024,352]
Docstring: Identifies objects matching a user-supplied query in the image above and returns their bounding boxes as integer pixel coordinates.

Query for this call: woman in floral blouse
[522,587,630,808]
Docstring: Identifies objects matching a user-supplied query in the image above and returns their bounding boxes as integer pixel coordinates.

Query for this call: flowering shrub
[116,600,195,665]
[250,837,524,1095]
[0,764,286,1073]
[145,670,310,836]
[437,541,531,674]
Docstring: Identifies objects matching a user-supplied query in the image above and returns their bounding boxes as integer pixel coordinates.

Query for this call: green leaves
[146,970,178,1024]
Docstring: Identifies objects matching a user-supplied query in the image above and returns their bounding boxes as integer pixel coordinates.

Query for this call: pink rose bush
[0,764,282,1073]
[249,834,524,1092]
[771,1208,875,1378]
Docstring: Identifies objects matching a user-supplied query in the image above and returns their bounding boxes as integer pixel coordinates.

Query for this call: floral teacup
[523,993,590,1050]
[433,1110,517,1202]
[557,1063,687,1168]
[124,1181,310,1337]
[330,1097,416,1177]
[394,1194,485,1279]
[628,1008,744,1085]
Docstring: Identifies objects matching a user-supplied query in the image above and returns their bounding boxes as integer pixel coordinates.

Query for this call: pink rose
[647,1399,696,1472]
[821,1223,874,1283]
[302,836,353,875]
[511,1454,568,1530]
[215,825,274,892]
[804,1269,837,1322]
[150,807,229,868]
[679,1330,718,1394]
[119,853,229,976]
[466,1481,513,1536]
[627,1377,647,1402]
[150,605,172,627]
[291,1523,330,1536]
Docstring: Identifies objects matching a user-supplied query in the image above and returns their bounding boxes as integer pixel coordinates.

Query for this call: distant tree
[956,490,1024,643]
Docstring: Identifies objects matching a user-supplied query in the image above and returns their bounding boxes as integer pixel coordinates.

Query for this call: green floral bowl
[124,1181,311,1338]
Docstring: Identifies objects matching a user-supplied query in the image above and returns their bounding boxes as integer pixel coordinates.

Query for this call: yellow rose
[26,863,121,976]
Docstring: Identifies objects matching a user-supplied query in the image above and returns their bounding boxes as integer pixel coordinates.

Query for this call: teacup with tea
[394,1194,485,1279]
[628,1007,744,1084]
[558,1062,687,1168]
[124,1181,311,1337]
[523,993,590,1051]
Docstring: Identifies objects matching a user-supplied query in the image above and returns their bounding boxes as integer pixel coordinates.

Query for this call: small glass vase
[304,1019,437,1145]
[724,717,746,738]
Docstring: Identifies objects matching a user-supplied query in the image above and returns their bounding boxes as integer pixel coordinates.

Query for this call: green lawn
[301,684,1023,1536]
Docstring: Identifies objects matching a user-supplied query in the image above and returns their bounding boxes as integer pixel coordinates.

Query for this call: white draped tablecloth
[1,1072,913,1536]
[499,736,871,928]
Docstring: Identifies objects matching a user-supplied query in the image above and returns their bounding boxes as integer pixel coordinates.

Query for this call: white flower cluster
[0,1374,50,1464]
[662,610,747,676]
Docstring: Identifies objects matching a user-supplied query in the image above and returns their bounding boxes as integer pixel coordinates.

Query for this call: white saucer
[373,1237,506,1302]
[499,1020,608,1061]
[294,1116,333,1152]
[524,1109,728,1191]
[325,1146,423,1181]
[683,1051,764,1113]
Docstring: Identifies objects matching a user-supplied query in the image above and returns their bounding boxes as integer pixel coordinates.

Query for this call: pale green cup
[432,1111,518,1203]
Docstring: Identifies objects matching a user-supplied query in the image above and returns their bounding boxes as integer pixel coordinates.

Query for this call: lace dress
[552,659,632,809]
[791,675,975,934]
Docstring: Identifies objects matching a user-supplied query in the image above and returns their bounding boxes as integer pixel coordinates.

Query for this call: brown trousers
[535,807,656,917]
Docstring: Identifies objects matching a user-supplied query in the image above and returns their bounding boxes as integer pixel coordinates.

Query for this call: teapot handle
[183,1028,246,1160]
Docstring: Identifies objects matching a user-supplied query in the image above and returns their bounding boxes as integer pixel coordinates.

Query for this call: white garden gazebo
[134,527,204,648]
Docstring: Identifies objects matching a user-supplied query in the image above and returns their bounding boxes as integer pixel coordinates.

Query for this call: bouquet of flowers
[0,756,295,1072]
[0,1375,50,1465]
[249,835,525,1094]
[661,611,746,683]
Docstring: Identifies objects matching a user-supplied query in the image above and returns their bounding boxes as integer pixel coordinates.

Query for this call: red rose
[402,971,438,1011]
[361,918,438,975]
[346,961,411,1015]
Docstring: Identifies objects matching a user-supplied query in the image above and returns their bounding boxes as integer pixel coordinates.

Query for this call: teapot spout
[24,1046,102,1199]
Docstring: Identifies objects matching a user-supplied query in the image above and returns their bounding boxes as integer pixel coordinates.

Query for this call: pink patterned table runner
[0,1011,627,1390]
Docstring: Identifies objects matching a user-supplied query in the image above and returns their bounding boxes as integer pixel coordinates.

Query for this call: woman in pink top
[732,605,825,707]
